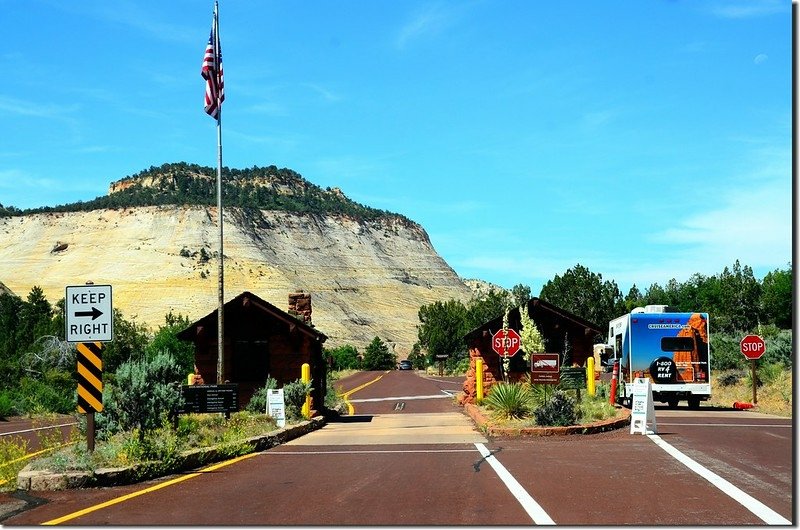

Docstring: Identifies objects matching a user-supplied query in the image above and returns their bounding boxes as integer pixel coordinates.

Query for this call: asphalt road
[0,415,78,453]
[1,370,793,525]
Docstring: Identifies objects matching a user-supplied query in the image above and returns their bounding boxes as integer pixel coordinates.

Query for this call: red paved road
[1,371,792,525]
[0,415,77,453]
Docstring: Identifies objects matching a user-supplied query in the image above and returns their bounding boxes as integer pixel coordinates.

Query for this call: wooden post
[751,359,758,405]
[86,412,95,452]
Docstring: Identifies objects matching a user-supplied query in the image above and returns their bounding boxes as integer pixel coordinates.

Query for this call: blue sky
[2,0,793,294]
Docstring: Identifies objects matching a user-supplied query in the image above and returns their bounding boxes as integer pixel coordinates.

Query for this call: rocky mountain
[0,163,474,355]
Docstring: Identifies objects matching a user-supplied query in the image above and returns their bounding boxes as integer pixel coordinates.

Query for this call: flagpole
[213,1,225,385]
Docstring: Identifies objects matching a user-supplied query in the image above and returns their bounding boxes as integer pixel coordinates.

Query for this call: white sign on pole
[267,388,286,428]
[65,284,113,343]
[629,377,657,435]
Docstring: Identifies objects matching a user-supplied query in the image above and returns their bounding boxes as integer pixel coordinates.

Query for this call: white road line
[424,377,462,385]
[647,434,791,525]
[658,423,791,428]
[348,394,451,403]
[474,443,555,525]
[0,422,77,437]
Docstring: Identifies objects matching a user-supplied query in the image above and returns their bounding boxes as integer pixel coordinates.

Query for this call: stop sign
[740,334,766,360]
[492,329,521,357]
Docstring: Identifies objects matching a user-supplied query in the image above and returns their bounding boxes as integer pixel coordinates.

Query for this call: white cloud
[581,109,617,131]
[301,83,342,103]
[0,96,77,119]
[655,181,790,266]
[0,169,58,194]
[706,0,787,19]
[49,0,197,44]
[396,3,456,50]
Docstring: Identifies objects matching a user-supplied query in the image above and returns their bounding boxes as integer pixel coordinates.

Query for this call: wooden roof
[463,297,603,342]
[177,291,327,342]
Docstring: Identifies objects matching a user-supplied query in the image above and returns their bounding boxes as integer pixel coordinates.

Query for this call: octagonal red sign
[740,334,766,360]
[492,329,521,357]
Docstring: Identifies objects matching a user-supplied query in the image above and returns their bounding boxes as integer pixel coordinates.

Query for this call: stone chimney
[288,290,312,324]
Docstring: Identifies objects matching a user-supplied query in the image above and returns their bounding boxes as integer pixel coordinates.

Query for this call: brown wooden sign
[531,353,560,384]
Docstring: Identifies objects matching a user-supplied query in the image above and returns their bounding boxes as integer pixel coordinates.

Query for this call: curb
[464,402,630,436]
[17,417,325,491]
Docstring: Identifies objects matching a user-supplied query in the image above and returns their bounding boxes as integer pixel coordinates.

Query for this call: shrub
[326,345,360,370]
[527,383,552,408]
[534,391,578,427]
[718,371,745,387]
[324,374,348,415]
[0,437,28,491]
[98,350,184,441]
[0,390,19,418]
[15,376,74,415]
[711,330,794,371]
[577,395,616,423]
[446,356,470,376]
[245,376,278,413]
[711,333,747,371]
[282,379,313,420]
[757,363,786,387]
[145,312,195,375]
[763,330,793,368]
[484,382,534,420]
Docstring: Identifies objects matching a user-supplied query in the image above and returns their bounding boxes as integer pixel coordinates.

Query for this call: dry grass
[709,368,792,417]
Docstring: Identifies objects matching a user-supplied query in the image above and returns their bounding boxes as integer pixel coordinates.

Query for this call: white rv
[606,305,711,408]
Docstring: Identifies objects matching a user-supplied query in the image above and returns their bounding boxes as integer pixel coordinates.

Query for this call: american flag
[201,3,224,119]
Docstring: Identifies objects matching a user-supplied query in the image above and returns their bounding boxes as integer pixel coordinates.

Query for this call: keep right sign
[740,334,766,360]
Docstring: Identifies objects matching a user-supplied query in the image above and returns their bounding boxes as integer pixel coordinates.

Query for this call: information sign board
[180,384,239,414]
[629,378,657,435]
[559,367,587,390]
[267,389,286,428]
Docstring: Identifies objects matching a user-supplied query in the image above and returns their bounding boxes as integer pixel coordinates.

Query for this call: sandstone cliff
[0,205,473,355]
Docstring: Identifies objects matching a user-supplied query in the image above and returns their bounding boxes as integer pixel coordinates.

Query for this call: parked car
[398,360,413,370]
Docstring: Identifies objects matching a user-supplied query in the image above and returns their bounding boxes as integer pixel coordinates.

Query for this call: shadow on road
[327,414,374,423]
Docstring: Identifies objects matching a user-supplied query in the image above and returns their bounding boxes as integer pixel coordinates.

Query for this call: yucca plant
[534,390,578,427]
[484,382,534,420]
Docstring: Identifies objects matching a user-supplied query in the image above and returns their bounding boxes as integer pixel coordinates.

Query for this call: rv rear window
[661,337,695,352]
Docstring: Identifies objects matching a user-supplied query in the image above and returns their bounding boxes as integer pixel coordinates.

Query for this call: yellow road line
[0,441,78,469]
[338,372,388,415]
[42,452,259,525]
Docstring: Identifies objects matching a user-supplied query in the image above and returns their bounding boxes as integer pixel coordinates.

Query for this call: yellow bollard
[301,363,311,418]
[476,358,484,402]
[586,357,596,396]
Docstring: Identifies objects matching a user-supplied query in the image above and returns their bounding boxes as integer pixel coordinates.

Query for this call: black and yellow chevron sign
[77,342,103,413]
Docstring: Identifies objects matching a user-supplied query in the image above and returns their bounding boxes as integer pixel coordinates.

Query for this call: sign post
[740,335,766,405]
[629,377,657,435]
[66,283,114,452]
[267,389,286,428]
[492,328,521,382]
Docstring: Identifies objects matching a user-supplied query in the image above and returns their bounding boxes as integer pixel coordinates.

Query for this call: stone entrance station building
[178,290,328,412]
[460,298,603,404]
